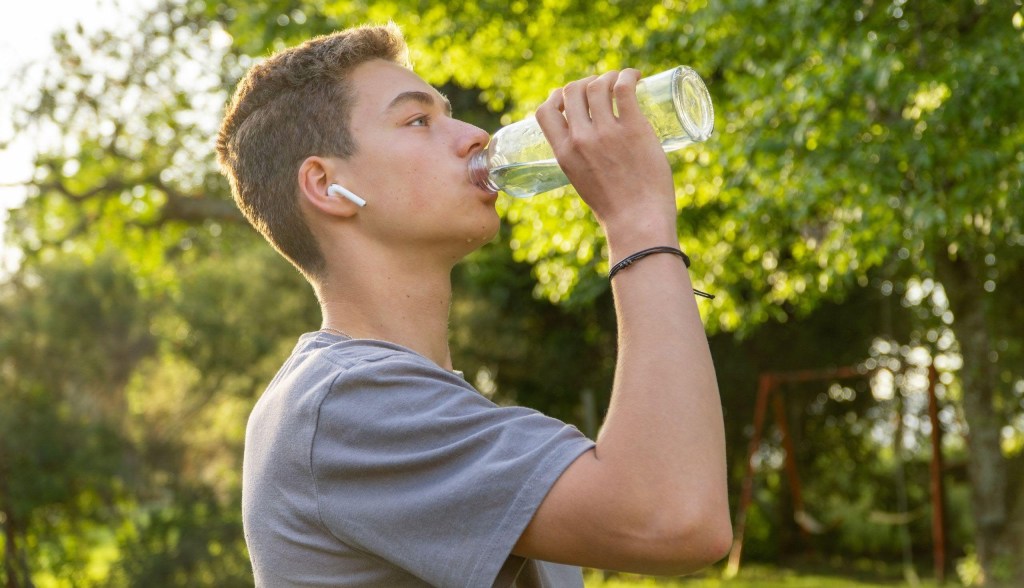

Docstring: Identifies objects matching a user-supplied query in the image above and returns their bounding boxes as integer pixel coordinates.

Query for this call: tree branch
[36,176,133,202]
[153,177,246,225]
[159,194,246,225]
[33,174,246,226]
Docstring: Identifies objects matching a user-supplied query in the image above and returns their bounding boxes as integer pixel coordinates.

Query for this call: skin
[298,59,498,370]
[297,59,731,575]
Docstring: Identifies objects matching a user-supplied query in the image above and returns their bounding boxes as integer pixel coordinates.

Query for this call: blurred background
[1,0,1022,586]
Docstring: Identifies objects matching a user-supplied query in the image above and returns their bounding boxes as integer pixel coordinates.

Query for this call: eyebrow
[384,90,453,116]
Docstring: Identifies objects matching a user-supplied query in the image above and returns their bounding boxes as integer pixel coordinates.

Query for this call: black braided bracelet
[609,246,715,299]
[609,246,690,277]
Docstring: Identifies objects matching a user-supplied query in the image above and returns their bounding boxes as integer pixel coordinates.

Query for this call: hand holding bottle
[469,65,713,198]
[535,69,678,249]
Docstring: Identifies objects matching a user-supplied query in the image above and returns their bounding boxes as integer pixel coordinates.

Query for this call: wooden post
[726,365,860,578]
[927,365,947,584]
[725,373,775,578]
[773,389,808,542]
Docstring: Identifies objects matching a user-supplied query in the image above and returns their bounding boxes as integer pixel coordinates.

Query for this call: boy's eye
[409,115,431,127]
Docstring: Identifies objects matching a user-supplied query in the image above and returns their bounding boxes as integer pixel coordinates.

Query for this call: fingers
[544,68,642,129]
[536,86,568,146]
[561,74,598,130]
[585,70,621,126]
[536,72,608,150]
[612,68,643,121]
[535,68,646,158]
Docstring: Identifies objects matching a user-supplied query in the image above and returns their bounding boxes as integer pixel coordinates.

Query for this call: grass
[584,562,950,587]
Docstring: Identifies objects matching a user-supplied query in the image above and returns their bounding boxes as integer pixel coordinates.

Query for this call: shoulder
[299,332,459,377]
[285,333,493,426]
[313,335,476,397]
[252,333,475,434]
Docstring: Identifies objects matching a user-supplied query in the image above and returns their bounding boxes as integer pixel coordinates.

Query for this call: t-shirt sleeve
[310,346,594,588]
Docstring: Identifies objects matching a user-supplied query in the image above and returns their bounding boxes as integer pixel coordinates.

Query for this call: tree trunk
[936,253,1011,585]
[1004,454,1024,584]
[1,509,33,588]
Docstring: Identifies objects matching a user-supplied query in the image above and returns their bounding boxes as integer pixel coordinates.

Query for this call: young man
[217,24,730,587]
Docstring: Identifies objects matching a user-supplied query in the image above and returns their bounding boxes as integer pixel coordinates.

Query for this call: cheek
[351,152,416,199]
[396,166,447,212]
[351,138,452,212]
[374,147,437,188]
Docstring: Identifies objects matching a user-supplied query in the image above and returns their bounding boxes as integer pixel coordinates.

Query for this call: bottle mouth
[672,66,715,142]
[468,150,499,194]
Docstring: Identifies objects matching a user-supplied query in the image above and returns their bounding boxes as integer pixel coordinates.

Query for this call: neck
[317,249,456,370]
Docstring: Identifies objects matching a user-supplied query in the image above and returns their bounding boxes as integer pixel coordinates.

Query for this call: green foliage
[0,242,315,583]
[170,231,319,384]
[111,488,251,588]
[3,0,241,273]
[451,224,617,426]
[0,252,148,583]
[585,563,944,587]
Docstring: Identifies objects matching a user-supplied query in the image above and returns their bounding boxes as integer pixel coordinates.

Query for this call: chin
[480,216,501,242]
[458,221,500,254]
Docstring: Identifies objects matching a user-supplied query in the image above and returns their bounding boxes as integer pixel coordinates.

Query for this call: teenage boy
[217,23,730,588]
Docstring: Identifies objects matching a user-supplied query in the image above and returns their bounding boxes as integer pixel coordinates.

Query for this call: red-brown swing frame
[725,366,947,584]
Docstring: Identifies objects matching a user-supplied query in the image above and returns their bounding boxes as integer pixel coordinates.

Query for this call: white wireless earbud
[327,183,367,208]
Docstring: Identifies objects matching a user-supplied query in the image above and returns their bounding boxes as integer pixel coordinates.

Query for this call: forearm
[596,223,728,528]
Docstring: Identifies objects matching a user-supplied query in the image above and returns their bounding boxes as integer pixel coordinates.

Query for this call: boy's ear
[298,156,361,218]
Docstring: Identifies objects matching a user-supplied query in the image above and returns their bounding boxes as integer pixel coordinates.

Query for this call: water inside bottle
[636,87,696,152]
[489,160,568,199]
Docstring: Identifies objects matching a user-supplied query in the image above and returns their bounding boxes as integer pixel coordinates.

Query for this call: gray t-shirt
[243,332,595,587]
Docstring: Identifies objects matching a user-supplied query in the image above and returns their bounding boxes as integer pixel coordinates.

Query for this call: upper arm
[511,448,733,576]
[312,350,600,584]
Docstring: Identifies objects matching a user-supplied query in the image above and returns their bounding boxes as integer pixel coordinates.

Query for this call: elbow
[626,503,734,576]
[682,515,734,573]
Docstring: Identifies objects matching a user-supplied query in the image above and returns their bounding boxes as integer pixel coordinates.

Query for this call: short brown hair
[216,24,410,281]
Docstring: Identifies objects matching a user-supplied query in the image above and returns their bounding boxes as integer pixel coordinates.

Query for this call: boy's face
[334,59,499,262]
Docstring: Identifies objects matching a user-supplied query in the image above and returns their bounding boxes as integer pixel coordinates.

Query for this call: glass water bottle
[468,65,715,198]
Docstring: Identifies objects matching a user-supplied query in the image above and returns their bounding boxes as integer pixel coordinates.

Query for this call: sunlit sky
[0,0,154,273]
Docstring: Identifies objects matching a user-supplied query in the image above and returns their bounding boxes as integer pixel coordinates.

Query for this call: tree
[0,252,149,585]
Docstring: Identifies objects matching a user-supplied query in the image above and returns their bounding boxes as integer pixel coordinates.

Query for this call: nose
[454,119,492,158]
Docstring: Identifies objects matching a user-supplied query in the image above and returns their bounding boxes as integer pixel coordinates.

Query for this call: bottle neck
[468,150,500,194]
